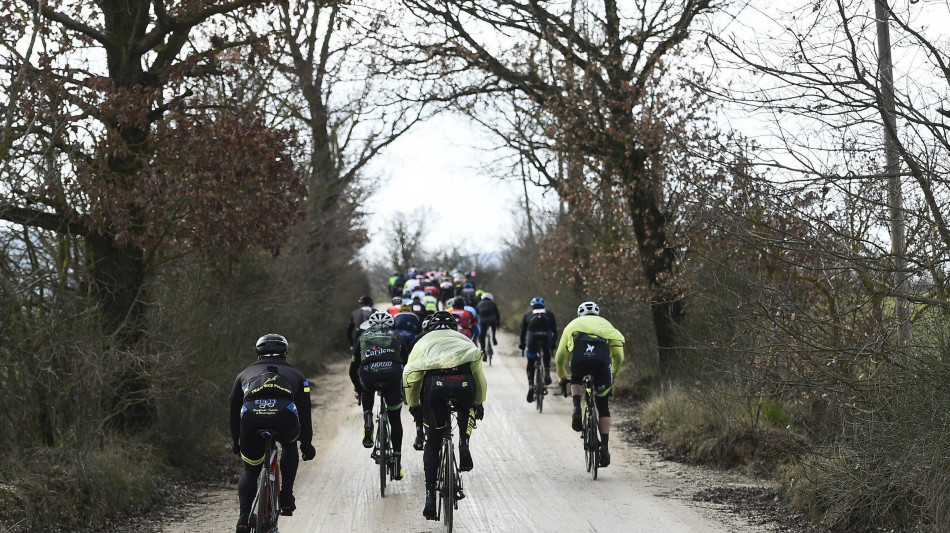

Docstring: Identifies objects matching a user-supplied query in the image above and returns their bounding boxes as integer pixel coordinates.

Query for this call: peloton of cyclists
[519,297,558,402]
[555,301,625,468]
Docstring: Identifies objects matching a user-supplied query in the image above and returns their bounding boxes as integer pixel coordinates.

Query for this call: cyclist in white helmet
[555,301,625,468]
[350,311,410,479]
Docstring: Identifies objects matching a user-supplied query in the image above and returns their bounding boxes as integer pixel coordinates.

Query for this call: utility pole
[874,0,912,347]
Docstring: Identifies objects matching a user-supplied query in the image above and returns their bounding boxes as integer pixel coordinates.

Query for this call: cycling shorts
[239,399,300,465]
[421,370,475,430]
[569,350,613,396]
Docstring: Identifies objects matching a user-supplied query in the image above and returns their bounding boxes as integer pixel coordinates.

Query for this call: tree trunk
[619,151,684,377]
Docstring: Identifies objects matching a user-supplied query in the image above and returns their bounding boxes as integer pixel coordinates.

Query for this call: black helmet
[256,333,289,357]
[425,311,458,332]
[358,295,373,306]
[451,297,465,309]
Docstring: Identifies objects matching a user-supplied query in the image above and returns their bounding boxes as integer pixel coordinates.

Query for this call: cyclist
[403,311,487,520]
[423,291,439,316]
[519,297,558,402]
[555,301,625,468]
[475,292,500,359]
[393,303,426,450]
[351,311,409,479]
[230,334,315,533]
[387,296,403,317]
[346,295,375,351]
[439,277,455,308]
[449,297,478,341]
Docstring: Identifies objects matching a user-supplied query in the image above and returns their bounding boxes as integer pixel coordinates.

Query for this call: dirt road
[163,330,768,532]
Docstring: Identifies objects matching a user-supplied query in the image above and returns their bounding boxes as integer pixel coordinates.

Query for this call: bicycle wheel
[270,454,281,529]
[535,365,544,413]
[378,410,389,497]
[444,441,455,532]
[256,443,274,532]
[588,400,600,481]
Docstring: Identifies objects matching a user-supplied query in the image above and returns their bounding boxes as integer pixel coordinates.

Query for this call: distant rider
[519,297,557,402]
[475,292,500,359]
[555,301,625,468]
[346,295,376,351]
[449,297,478,341]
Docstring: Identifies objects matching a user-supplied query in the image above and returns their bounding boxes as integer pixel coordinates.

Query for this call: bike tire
[535,367,544,413]
[444,443,455,533]
[256,444,273,532]
[379,411,389,498]
[589,401,600,481]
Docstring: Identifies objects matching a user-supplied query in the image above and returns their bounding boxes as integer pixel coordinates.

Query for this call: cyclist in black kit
[346,295,375,351]
[230,334,315,533]
[519,297,558,402]
[475,292,500,358]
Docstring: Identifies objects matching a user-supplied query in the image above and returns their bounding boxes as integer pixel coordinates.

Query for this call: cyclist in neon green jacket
[555,301,625,468]
[403,311,487,520]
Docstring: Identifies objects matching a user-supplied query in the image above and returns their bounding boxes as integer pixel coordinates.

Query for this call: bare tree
[398,0,721,376]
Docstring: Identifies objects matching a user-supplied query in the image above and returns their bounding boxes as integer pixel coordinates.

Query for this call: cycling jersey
[423,294,439,314]
[554,315,625,385]
[450,308,478,339]
[476,299,500,322]
[404,278,421,293]
[229,358,313,464]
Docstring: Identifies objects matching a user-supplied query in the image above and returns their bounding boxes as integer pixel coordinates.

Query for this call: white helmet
[368,311,395,329]
[577,301,600,317]
[482,292,493,301]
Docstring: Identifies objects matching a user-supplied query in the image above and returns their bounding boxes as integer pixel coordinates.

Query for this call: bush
[642,383,804,472]
[0,444,160,531]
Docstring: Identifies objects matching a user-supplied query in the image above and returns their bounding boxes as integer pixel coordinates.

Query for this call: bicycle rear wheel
[535,366,544,413]
[588,401,600,480]
[444,443,455,532]
[378,410,389,497]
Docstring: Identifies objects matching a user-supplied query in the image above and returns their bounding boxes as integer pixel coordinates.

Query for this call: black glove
[473,404,484,420]
[408,405,421,418]
[518,343,525,351]
[300,442,316,461]
[232,442,241,456]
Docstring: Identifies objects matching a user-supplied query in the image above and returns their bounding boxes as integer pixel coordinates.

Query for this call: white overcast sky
[360,112,552,264]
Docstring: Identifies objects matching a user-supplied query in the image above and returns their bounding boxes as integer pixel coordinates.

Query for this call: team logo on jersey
[585,344,596,355]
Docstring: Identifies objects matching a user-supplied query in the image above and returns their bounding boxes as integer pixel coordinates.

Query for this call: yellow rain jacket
[403,329,488,408]
[555,315,626,381]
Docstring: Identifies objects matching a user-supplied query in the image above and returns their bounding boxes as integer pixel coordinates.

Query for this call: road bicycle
[435,399,466,532]
[249,430,281,533]
[370,392,398,497]
[533,359,547,413]
[581,374,600,480]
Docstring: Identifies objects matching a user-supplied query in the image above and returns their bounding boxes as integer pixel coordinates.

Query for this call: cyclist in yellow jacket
[555,301,625,468]
[403,311,487,520]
